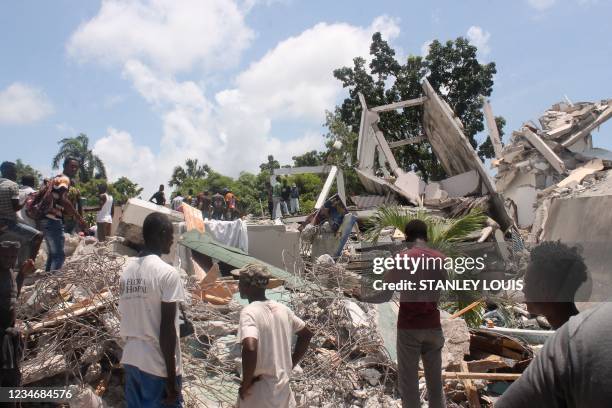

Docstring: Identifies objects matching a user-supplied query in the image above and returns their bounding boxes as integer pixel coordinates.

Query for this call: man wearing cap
[41,169,86,271]
[0,241,34,397]
[0,161,43,270]
[235,264,313,407]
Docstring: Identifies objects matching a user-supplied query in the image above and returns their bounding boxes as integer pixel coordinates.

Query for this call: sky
[1,0,611,197]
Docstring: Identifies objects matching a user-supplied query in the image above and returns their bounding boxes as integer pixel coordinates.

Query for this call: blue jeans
[0,218,42,268]
[124,365,183,408]
[41,218,65,272]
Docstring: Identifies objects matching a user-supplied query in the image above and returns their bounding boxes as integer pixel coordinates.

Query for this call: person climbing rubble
[235,263,313,407]
[355,219,448,408]
[119,213,186,407]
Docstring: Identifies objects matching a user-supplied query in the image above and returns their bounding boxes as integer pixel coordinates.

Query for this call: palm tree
[52,133,106,182]
[169,158,210,187]
[365,206,487,327]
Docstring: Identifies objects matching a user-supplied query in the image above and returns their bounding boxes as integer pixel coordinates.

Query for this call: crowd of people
[266,176,300,220]
[153,186,241,221]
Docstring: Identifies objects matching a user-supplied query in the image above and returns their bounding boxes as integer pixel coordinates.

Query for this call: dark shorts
[124,365,183,408]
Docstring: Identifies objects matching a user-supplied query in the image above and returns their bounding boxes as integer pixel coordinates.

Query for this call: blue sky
[1,0,611,196]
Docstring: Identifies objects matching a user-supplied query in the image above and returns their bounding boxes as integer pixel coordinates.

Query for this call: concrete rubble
[25,93,612,408]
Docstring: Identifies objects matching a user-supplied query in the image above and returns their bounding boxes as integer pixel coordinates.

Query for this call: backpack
[25,180,54,221]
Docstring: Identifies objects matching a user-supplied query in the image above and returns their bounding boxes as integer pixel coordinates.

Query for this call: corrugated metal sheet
[350,195,397,209]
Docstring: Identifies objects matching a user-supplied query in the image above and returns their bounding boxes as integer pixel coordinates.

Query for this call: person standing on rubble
[199,190,212,219]
[356,219,447,408]
[58,158,83,235]
[211,191,226,220]
[0,162,43,270]
[41,174,87,272]
[0,241,34,401]
[119,213,186,407]
[272,176,283,219]
[280,179,290,216]
[289,183,300,215]
[150,184,166,206]
[236,263,313,408]
[265,182,274,220]
[96,182,113,242]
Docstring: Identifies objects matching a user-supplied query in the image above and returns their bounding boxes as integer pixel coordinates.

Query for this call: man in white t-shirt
[236,264,313,407]
[96,182,113,241]
[119,212,186,407]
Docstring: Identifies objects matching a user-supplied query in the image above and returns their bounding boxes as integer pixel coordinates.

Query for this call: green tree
[14,159,42,187]
[259,155,280,173]
[292,150,325,167]
[112,176,143,204]
[333,33,503,181]
[52,133,106,182]
[169,158,210,187]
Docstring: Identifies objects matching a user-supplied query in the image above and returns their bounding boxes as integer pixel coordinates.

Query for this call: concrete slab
[439,170,479,198]
[502,171,538,228]
[247,224,300,270]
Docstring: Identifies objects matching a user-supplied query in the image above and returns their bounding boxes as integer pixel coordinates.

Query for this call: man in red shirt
[360,219,447,408]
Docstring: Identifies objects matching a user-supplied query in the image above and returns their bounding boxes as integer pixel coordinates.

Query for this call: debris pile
[494,99,612,230]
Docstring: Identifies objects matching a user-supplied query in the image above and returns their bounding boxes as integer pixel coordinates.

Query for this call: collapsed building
[15,82,612,407]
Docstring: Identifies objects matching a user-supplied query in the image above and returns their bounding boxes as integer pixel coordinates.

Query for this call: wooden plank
[562,105,612,147]
[419,371,521,381]
[370,96,427,112]
[389,135,426,148]
[482,99,503,159]
[451,300,483,319]
[521,128,566,174]
[461,361,481,408]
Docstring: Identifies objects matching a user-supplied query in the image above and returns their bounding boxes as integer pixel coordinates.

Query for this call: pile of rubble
[494,99,612,231]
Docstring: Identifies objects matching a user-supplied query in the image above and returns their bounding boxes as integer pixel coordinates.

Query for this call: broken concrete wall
[247,224,300,270]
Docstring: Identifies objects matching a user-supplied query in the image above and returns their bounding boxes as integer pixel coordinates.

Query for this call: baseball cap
[232,263,271,288]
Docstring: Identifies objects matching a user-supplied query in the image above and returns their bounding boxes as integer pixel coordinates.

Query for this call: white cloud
[217,16,400,121]
[93,128,158,189]
[527,0,556,10]
[67,0,254,74]
[0,83,54,124]
[466,26,491,55]
[70,3,399,194]
[420,40,433,57]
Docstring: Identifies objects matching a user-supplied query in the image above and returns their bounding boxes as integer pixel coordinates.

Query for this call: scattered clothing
[496,302,612,408]
[119,255,186,379]
[203,219,249,253]
[237,300,305,408]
